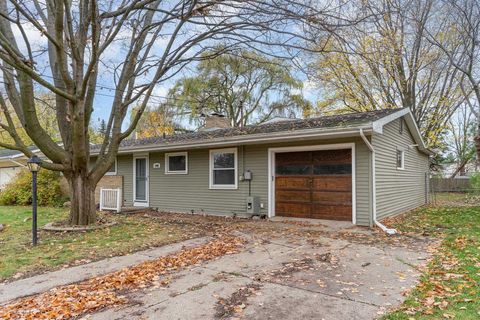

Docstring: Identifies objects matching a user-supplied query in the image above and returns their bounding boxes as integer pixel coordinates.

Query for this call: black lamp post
[27,155,42,246]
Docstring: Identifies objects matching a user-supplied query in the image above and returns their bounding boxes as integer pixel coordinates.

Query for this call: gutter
[359,129,397,235]
[9,159,26,167]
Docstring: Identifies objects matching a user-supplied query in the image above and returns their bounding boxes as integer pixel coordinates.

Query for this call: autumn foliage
[0,236,244,319]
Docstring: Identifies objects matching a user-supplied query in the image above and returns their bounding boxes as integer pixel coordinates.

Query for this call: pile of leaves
[215,283,262,319]
[0,169,67,207]
[0,235,244,319]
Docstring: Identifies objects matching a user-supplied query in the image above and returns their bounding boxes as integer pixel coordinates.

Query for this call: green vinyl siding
[117,154,133,206]
[114,137,373,226]
[372,118,429,220]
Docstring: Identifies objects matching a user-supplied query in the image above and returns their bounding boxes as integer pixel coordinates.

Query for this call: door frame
[133,153,149,207]
[267,143,356,224]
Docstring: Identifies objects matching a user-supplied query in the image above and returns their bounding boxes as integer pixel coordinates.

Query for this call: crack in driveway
[201,266,384,308]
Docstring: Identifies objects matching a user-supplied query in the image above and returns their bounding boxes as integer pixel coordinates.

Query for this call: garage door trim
[267,143,356,224]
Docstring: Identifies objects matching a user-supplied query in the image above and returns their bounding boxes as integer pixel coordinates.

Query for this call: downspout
[359,129,397,235]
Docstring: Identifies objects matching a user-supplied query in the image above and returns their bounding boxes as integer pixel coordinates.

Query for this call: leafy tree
[88,119,108,144]
[132,104,181,139]
[0,93,60,146]
[310,0,464,148]
[99,120,107,136]
[0,0,348,225]
[165,50,312,127]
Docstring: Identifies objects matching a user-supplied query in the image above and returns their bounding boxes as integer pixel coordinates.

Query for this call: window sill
[209,185,238,190]
[165,171,188,175]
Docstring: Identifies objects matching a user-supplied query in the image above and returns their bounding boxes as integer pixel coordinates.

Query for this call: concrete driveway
[85,218,432,320]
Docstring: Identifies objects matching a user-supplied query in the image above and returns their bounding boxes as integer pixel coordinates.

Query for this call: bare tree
[426,0,480,157]
[0,0,355,225]
[445,104,476,178]
[310,0,464,148]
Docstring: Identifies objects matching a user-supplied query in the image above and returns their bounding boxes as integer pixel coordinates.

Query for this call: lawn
[0,206,205,282]
[384,201,480,319]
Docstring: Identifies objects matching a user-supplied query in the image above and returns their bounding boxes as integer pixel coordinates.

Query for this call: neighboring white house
[0,148,32,190]
[0,166,21,190]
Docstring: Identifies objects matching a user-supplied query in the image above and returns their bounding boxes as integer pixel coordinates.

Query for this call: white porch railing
[100,188,122,213]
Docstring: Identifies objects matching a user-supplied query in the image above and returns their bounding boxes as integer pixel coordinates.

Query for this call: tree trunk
[476,117,480,162]
[66,171,97,225]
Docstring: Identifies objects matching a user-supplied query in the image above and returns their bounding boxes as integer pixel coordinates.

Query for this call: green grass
[0,206,202,281]
[431,192,478,204]
[384,204,480,319]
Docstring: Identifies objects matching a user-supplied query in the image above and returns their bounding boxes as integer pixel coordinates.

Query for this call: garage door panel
[276,190,311,202]
[312,149,351,164]
[275,149,352,221]
[312,191,352,204]
[275,176,310,189]
[311,204,352,220]
[312,176,352,191]
[276,202,311,217]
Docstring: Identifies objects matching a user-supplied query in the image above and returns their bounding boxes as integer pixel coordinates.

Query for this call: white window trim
[165,152,188,174]
[105,157,117,175]
[209,147,238,190]
[267,143,356,224]
[396,150,405,170]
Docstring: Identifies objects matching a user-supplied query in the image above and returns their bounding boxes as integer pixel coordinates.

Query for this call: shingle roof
[1,109,402,159]
[0,145,38,159]
[0,148,22,158]
[106,108,400,150]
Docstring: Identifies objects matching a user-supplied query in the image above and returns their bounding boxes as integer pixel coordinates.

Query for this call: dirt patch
[267,257,316,278]
[255,252,339,285]
[42,221,117,232]
[215,283,262,319]
[141,211,434,252]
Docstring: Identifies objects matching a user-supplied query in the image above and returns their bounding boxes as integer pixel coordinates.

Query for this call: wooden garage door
[275,149,352,220]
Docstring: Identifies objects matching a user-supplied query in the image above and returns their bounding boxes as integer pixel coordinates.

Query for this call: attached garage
[269,144,355,222]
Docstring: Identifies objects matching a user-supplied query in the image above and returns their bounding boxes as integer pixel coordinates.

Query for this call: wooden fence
[430,177,472,192]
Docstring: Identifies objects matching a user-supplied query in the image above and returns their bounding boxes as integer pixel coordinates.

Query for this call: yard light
[27,155,42,246]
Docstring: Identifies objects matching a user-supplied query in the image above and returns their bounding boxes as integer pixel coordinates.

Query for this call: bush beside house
[469,173,480,193]
[0,169,67,207]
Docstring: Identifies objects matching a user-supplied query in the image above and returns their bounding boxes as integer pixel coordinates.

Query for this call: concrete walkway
[0,236,211,304]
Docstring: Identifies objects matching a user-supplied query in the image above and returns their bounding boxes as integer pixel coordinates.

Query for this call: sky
[4,1,324,133]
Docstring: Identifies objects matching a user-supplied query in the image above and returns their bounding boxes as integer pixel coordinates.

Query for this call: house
[92,108,431,227]
[0,108,430,227]
[0,148,29,190]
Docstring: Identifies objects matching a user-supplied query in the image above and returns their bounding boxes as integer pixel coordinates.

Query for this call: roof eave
[93,125,374,155]
[372,108,431,155]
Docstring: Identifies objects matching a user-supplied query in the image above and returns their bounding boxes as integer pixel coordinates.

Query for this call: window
[105,157,117,175]
[396,150,404,169]
[165,152,188,174]
[210,148,237,189]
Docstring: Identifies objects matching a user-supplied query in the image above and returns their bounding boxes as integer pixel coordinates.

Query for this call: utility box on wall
[246,196,260,215]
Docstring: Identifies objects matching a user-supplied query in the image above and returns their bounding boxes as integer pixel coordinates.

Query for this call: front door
[274,149,352,220]
[134,156,149,206]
